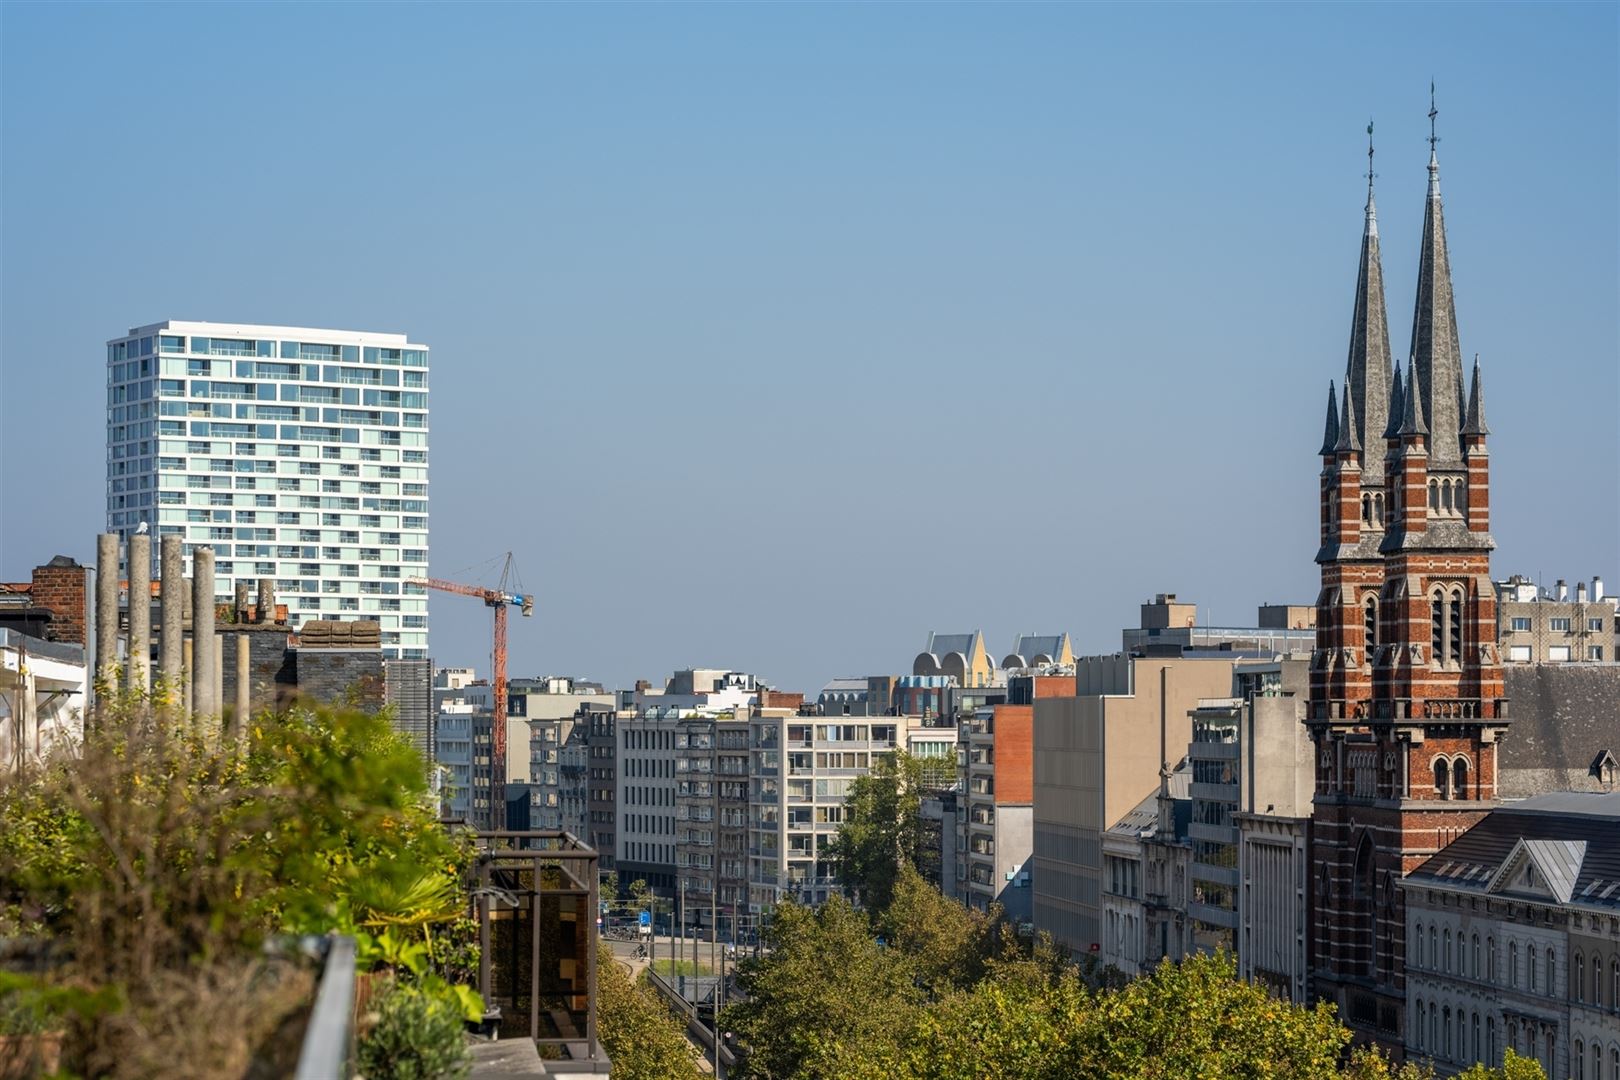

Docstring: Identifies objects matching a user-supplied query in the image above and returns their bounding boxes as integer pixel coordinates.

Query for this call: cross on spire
[1366,120,1377,197]
[1428,82,1439,153]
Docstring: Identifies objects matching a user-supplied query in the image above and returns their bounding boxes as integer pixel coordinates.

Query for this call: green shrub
[357,980,471,1080]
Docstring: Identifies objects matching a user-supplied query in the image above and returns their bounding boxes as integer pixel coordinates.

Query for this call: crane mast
[409,556,533,830]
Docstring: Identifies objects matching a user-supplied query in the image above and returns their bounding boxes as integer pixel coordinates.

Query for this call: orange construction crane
[409,554,533,829]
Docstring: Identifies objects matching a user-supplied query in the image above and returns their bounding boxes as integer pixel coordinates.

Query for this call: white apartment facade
[106,321,429,658]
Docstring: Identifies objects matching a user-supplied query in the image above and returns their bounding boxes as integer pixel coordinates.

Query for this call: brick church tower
[1307,106,1508,1051]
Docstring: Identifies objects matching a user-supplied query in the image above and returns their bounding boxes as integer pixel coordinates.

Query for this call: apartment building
[106,322,429,659]
[511,677,614,833]
[675,711,752,933]
[585,704,618,874]
[1496,576,1617,664]
[958,672,1071,921]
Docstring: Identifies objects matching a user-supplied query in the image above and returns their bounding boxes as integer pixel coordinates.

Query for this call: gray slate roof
[1498,664,1620,797]
[1405,791,1620,910]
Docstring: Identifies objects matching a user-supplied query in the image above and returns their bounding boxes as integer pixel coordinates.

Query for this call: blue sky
[2,3,1615,693]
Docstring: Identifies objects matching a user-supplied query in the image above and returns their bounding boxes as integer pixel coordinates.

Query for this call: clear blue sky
[2,3,1615,693]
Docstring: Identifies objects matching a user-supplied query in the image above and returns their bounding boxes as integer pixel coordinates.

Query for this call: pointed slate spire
[1408,87,1465,462]
[1463,355,1490,436]
[1336,361,1362,452]
[1384,363,1405,439]
[1399,356,1428,437]
[1344,121,1392,480]
[1320,381,1341,455]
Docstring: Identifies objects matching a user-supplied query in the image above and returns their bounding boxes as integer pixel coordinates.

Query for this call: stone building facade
[1400,792,1620,1078]
[1308,122,1508,1053]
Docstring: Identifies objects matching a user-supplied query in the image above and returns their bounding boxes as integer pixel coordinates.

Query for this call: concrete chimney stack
[1576,582,1588,604]
[1594,577,1605,603]
[257,578,276,625]
[159,535,185,695]
[127,533,151,693]
[95,533,119,691]
[191,547,216,717]
[1556,579,1568,602]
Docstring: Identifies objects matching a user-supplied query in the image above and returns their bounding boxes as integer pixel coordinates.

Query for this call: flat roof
[114,320,424,348]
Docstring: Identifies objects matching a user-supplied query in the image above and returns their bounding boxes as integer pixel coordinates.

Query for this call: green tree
[1455,1049,1548,1080]
[1049,950,1349,1078]
[826,750,931,911]
[628,878,653,907]
[594,944,703,1080]
[876,863,995,997]
[723,896,923,1079]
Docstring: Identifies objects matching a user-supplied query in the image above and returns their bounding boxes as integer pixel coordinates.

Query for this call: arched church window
[1429,479,1440,511]
[1443,479,1455,513]
[1453,757,1470,800]
[1362,493,1371,523]
[1434,759,1450,800]
[1365,596,1378,650]
[1373,492,1385,525]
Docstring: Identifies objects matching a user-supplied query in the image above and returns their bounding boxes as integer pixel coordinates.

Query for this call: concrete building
[1186,659,1315,969]
[1123,594,1317,657]
[675,710,752,934]
[384,657,433,762]
[749,711,940,910]
[106,322,430,659]
[585,704,618,875]
[1101,762,1193,978]
[1,630,87,772]
[1031,654,1238,954]
[1400,791,1620,1077]
[511,677,615,832]
[957,673,1071,921]
[1496,575,1617,664]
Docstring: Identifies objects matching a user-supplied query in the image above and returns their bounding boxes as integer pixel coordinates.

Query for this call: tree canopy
[825,750,933,912]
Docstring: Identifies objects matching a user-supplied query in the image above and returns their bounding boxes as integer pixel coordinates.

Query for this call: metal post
[478,862,491,1007]
[587,854,599,1058]
[530,863,541,1042]
[127,533,150,693]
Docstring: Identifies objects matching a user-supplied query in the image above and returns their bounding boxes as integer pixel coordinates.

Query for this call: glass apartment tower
[106,321,430,659]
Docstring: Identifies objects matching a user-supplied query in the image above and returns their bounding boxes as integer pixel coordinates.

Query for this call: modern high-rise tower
[1307,108,1505,1054]
[106,321,430,659]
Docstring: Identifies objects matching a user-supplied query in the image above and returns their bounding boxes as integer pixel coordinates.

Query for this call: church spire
[1463,355,1489,436]
[1336,362,1362,453]
[1409,85,1465,462]
[1345,120,1392,478]
[1399,356,1427,437]
[1384,363,1405,439]
[1320,381,1341,455]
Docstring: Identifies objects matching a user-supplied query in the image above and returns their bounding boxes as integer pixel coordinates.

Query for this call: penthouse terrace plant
[0,689,480,1079]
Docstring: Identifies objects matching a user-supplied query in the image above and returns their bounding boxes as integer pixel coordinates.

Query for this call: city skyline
[2,4,1616,692]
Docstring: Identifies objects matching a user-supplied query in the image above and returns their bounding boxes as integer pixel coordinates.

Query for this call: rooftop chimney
[1556,579,1568,602]
[1576,582,1588,604]
[1594,576,1605,603]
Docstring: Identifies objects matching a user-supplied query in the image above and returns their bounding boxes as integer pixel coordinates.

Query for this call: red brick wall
[28,562,89,645]
[992,704,1033,805]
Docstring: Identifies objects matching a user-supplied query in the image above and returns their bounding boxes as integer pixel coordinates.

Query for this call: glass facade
[106,323,430,658]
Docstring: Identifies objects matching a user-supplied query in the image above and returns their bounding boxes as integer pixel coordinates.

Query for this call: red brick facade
[1307,143,1505,1052]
